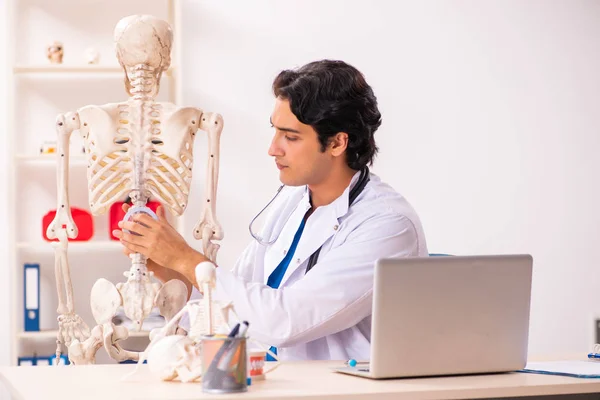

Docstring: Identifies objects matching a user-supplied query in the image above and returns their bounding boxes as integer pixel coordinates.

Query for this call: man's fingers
[133,213,160,228]
[119,220,152,236]
[157,205,167,222]
[119,231,149,247]
[120,240,147,256]
[122,203,130,213]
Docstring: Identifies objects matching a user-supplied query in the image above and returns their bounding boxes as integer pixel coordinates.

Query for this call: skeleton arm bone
[46,112,81,240]
[193,112,224,262]
[52,230,74,315]
[52,222,90,362]
[195,262,216,335]
[48,112,91,362]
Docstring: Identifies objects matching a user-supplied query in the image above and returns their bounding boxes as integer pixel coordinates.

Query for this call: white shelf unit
[17,329,150,340]
[7,0,184,366]
[15,241,122,252]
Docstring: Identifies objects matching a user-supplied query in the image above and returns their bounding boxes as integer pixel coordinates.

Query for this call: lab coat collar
[276,169,365,287]
[300,168,363,219]
[330,168,364,219]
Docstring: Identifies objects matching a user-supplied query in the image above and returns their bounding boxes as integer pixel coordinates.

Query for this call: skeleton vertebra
[46,15,224,365]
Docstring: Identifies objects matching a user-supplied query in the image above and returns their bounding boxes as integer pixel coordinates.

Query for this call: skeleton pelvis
[116,269,158,330]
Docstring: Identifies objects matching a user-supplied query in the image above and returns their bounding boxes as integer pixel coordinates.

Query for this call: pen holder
[201,336,248,394]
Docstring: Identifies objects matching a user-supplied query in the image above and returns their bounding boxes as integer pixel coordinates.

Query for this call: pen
[227,323,241,338]
[236,321,249,338]
[588,353,600,361]
[218,322,250,370]
[205,323,240,377]
[345,359,369,367]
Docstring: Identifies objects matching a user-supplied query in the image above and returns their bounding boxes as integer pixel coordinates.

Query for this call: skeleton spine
[127,64,158,267]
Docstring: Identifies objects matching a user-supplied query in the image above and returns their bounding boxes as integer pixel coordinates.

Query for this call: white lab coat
[193,170,428,361]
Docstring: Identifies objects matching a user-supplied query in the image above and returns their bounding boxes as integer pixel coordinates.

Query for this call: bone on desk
[1,360,600,400]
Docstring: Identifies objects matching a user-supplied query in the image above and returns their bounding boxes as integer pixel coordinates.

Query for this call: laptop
[335,254,533,379]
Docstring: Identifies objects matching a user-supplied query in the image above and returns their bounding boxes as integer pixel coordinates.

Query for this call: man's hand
[112,203,209,286]
[119,238,187,285]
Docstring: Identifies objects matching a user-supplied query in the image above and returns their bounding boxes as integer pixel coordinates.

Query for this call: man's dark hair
[272,60,382,170]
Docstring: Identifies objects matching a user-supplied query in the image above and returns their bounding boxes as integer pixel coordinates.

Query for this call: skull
[47,41,64,64]
[146,335,202,382]
[113,15,173,96]
[84,47,100,64]
[114,15,172,72]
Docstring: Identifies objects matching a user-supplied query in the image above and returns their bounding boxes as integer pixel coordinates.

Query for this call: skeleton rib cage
[84,100,198,216]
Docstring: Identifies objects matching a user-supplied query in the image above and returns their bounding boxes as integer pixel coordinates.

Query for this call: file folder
[36,358,50,366]
[18,354,69,366]
[49,354,68,365]
[17,356,35,366]
[520,361,600,378]
[24,263,40,331]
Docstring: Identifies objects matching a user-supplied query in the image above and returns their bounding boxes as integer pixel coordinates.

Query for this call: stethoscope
[248,167,371,273]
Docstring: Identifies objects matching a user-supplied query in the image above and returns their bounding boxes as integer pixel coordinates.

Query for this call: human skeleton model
[45,15,225,365]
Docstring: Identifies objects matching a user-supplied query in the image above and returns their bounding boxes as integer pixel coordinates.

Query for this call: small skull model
[146,335,203,382]
[47,41,64,64]
[84,47,100,64]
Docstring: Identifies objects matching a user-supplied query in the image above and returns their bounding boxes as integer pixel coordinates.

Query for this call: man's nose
[268,135,283,157]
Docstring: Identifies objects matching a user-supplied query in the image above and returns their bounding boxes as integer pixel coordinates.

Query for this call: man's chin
[279,171,303,187]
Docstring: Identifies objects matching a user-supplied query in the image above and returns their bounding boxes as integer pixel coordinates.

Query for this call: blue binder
[18,354,69,366]
[17,356,35,366]
[49,354,69,365]
[24,263,40,331]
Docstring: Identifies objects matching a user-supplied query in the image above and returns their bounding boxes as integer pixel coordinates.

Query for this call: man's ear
[329,132,349,157]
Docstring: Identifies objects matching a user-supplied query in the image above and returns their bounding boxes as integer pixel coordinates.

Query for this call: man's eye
[285,136,298,142]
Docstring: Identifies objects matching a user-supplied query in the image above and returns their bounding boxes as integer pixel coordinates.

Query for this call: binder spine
[24,263,40,332]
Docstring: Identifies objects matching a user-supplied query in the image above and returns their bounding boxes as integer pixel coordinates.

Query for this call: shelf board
[16,241,122,252]
[17,329,151,339]
[16,154,87,166]
[14,65,123,74]
[13,65,176,76]
[18,330,58,339]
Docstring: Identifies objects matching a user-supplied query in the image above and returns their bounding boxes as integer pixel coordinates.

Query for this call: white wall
[179,0,600,358]
[0,0,597,370]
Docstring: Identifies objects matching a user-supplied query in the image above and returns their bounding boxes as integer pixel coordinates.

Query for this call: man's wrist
[174,247,209,287]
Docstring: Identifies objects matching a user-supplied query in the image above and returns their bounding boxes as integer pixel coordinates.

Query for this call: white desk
[1,361,600,400]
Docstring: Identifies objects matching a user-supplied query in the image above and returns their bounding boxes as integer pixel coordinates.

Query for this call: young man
[113,60,428,361]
